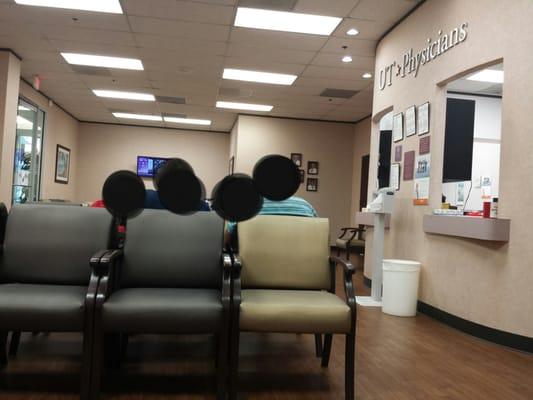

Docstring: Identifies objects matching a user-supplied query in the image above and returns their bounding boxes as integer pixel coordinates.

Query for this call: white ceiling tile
[350,0,419,22]
[294,76,371,91]
[311,53,375,70]
[129,16,230,41]
[302,65,370,80]
[230,27,328,52]
[226,43,316,65]
[293,0,360,17]
[134,34,227,55]
[322,37,376,56]
[40,26,136,46]
[333,18,392,40]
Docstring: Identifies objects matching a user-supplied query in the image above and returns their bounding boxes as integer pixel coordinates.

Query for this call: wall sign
[379,23,468,90]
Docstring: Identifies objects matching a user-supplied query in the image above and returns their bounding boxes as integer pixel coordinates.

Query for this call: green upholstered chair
[229,215,357,400]
[335,226,366,261]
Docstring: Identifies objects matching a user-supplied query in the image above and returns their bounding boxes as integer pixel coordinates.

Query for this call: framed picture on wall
[390,163,401,191]
[291,153,303,167]
[417,102,430,135]
[299,169,305,183]
[405,106,417,136]
[307,161,319,175]
[393,112,404,142]
[306,178,318,192]
[55,145,70,184]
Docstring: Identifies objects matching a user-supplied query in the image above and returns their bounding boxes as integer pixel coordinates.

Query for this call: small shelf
[423,215,510,242]
[355,212,391,228]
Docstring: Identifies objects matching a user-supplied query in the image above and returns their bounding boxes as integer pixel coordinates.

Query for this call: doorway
[12,99,44,204]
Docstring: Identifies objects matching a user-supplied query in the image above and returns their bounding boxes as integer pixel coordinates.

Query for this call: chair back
[120,210,224,288]
[0,204,112,285]
[238,215,330,290]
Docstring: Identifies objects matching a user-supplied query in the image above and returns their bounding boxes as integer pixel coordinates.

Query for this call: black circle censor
[211,174,264,222]
[102,170,146,219]
[252,154,300,201]
[155,158,205,214]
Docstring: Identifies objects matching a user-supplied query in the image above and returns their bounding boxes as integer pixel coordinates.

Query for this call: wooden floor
[1,262,532,400]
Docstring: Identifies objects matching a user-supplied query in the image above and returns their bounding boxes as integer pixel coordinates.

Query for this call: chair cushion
[239,289,351,334]
[336,238,365,249]
[102,288,223,334]
[0,284,86,331]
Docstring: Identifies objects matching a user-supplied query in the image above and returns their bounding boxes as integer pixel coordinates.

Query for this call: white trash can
[382,259,421,317]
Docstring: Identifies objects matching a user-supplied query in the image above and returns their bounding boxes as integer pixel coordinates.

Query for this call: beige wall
[350,117,371,224]
[76,123,230,202]
[233,115,357,243]
[0,51,20,206]
[19,81,80,202]
[367,0,533,336]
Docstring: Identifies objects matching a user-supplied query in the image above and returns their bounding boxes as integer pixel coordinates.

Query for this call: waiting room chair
[229,215,357,400]
[335,226,366,261]
[0,203,113,400]
[89,209,230,400]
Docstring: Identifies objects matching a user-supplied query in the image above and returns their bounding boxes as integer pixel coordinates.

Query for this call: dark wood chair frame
[87,248,232,400]
[336,226,366,261]
[227,252,357,400]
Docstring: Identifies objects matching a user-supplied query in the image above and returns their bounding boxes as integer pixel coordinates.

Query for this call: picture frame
[307,161,319,175]
[299,169,305,183]
[417,102,430,135]
[291,153,303,167]
[405,105,417,137]
[306,177,318,192]
[393,112,404,142]
[55,144,70,184]
[390,163,401,191]
[228,156,234,174]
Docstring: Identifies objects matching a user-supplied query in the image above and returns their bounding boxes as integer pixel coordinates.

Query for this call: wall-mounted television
[137,156,167,177]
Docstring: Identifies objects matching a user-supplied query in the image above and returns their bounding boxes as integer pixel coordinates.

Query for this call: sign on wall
[379,23,469,90]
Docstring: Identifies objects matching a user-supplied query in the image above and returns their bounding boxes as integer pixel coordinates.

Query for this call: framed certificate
[393,112,404,142]
[417,102,430,135]
[405,105,416,136]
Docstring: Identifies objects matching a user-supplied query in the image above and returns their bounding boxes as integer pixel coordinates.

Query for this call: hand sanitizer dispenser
[368,187,395,214]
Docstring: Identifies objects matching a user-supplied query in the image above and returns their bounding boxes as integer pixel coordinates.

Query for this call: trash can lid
[383,259,421,272]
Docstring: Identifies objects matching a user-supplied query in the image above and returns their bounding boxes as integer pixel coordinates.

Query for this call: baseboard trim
[362,276,532,353]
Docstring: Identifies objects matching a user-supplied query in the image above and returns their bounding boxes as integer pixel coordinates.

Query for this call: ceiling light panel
[164,116,212,126]
[216,101,273,112]
[223,68,297,85]
[61,53,144,70]
[466,69,504,84]
[113,112,162,121]
[14,0,123,14]
[234,7,342,36]
[93,90,155,101]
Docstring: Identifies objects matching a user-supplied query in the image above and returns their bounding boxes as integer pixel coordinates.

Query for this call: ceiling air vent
[70,65,112,76]
[238,0,297,11]
[155,96,186,105]
[320,88,359,99]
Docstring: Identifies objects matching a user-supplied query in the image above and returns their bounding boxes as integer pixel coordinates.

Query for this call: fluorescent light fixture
[164,116,212,126]
[362,72,372,79]
[93,90,155,102]
[466,69,504,84]
[346,28,359,36]
[223,68,297,86]
[14,0,123,14]
[216,101,273,112]
[113,112,162,122]
[342,55,353,63]
[234,7,341,36]
[61,53,143,71]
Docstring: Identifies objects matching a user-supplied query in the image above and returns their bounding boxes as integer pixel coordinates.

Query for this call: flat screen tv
[137,156,167,177]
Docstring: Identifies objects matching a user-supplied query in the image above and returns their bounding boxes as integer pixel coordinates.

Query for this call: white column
[0,51,21,206]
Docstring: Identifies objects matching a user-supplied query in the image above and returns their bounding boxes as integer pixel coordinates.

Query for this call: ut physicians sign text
[379,23,468,90]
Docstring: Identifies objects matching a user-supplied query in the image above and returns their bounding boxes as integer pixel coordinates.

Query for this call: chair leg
[216,331,228,400]
[89,327,104,400]
[345,333,355,400]
[321,334,332,368]
[9,331,21,357]
[228,328,240,400]
[81,331,93,400]
[314,334,322,357]
[0,331,7,368]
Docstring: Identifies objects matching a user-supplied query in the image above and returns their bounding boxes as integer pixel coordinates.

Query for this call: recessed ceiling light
[93,90,155,101]
[113,112,162,121]
[223,68,297,85]
[342,55,353,63]
[216,101,273,112]
[346,28,359,36]
[164,116,212,126]
[362,72,372,79]
[234,7,341,36]
[14,0,123,14]
[61,53,143,70]
[466,69,504,84]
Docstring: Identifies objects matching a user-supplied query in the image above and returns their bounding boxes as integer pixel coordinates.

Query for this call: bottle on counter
[490,197,499,219]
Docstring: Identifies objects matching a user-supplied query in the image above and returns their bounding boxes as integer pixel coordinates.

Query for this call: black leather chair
[0,203,113,399]
[89,209,230,400]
